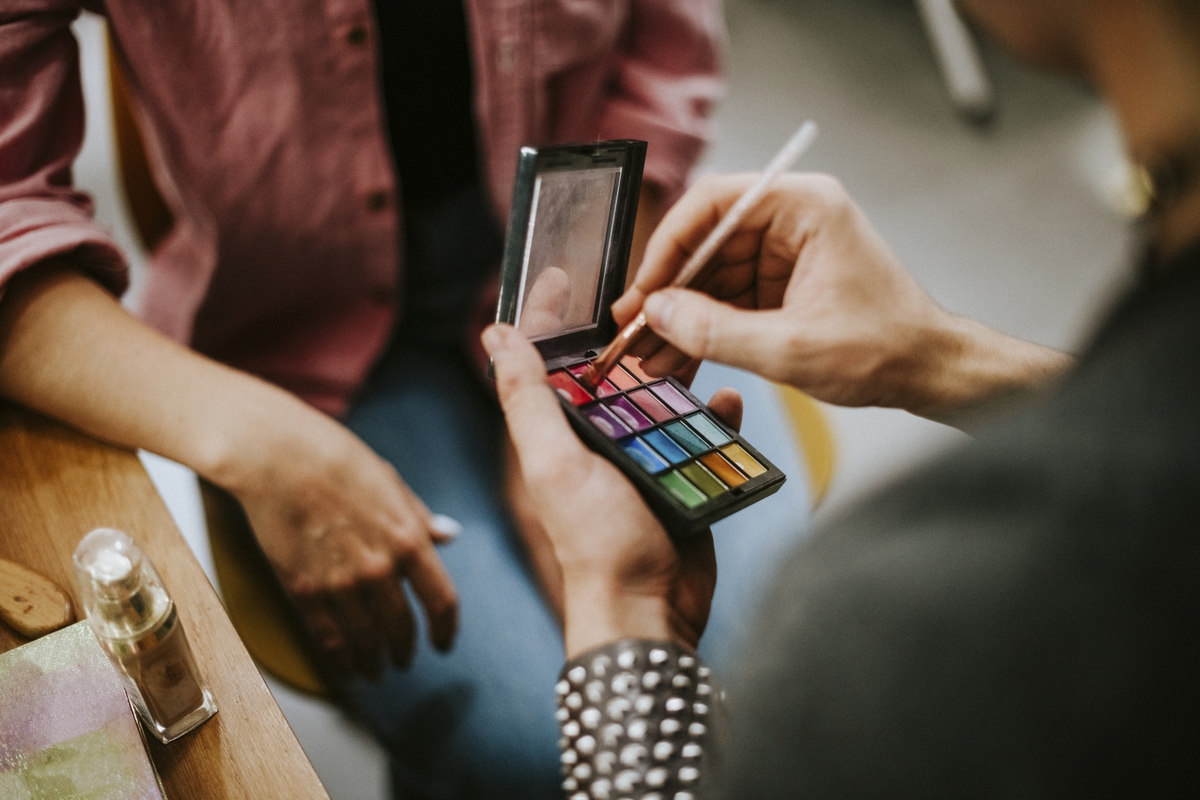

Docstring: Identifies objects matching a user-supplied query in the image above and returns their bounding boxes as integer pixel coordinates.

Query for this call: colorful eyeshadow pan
[643,429,689,464]
[606,366,640,391]
[721,443,767,478]
[594,380,620,397]
[650,382,696,414]
[658,471,707,509]
[606,397,653,432]
[700,452,747,487]
[663,421,708,456]
[548,371,592,406]
[685,413,732,446]
[583,404,631,438]
[628,389,674,423]
[622,438,670,474]
[680,463,726,498]
[620,355,654,383]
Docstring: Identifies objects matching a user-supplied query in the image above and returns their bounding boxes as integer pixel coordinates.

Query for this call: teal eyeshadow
[622,437,670,474]
[664,421,708,455]
[643,429,689,464]
[685,413,732,446]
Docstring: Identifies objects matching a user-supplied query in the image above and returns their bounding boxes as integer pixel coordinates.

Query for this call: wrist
[562,579,681,660]
[896,312,1073,423]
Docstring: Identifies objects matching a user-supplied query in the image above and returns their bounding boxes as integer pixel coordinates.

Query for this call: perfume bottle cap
[73,528,170,640]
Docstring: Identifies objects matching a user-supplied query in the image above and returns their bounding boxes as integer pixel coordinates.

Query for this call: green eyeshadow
[680,462,726,498]
[658,471,707,509]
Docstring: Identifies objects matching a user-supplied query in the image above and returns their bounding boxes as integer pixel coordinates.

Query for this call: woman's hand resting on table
[483,323,736,659]
[612,174,1072,423]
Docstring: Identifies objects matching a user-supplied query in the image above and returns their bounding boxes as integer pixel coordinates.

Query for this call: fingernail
[430,514,463,540]
[481,325,508,357]
[644,292,675,331]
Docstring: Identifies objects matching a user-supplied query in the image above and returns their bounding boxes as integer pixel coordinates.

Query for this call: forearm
[0,261,308,488]
[899,313,1074,426]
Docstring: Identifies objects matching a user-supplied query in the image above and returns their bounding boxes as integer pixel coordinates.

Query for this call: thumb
[643,288,793,382]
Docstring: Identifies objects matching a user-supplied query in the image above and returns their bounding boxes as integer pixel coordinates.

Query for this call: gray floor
[70,1,1134,796]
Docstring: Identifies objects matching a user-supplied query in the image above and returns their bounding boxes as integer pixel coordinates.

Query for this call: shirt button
[345,25,368,47]
[365,191,388,212]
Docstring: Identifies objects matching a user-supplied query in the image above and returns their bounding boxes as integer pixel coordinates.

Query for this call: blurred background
[70,0,1135,796]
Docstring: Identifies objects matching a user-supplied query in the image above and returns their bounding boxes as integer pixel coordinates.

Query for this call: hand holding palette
[495,140,785,537]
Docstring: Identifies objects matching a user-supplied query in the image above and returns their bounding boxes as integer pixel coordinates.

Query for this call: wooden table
[0,400,329,799]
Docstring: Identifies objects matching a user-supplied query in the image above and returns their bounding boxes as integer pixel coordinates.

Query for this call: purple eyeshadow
[649,382,696,415]
[582,404,631,439]
[605,397,653,432]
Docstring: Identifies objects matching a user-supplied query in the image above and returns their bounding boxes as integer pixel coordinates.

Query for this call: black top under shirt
[372,0,479,210]
[725,239,1200,799]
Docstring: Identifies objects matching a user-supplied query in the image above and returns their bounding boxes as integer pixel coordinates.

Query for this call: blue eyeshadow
[622,437,670,474]
[643,429,689,464]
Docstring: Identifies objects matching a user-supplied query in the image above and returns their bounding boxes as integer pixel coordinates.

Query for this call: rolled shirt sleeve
[0,0,128,302]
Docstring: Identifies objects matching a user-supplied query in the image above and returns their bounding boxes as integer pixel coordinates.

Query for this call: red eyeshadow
[594,379,620,397]
[547,371,593,405]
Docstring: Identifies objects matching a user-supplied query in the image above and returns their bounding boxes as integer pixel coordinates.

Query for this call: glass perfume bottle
[73,527,217,743]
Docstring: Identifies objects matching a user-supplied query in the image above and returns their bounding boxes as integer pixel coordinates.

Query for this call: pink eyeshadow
[628,388,674,423]
[649,381,696,414]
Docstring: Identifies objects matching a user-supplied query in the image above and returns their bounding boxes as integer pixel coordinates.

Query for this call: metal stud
[653,741,674,761]
[591,778,613,800]
[606,696,632,721]
[572,762,592,781]
[660,718,681,736]
[678,766,700,784]
[586,679,606,704]
[595,751,618,774]
[591,654,613,678]
[696,666,711,678]
[649,648,669,665]
[671,674,691,689]
[646,767,669,788]
[567,665,587,685]
[677,655,695,669]
[562,776,577,791]
[613,769,642,793]
[681,743,701,759]
[616,649,637,669]
[556,707,570,722]
[569,792,588,800]
[576,734,596,755]
[688,722,707,738]
[634,695,655,715]
[665,697,686,713]
[626,719,648,740]
[563,720,581,738]
[692,702,708,716]
[642,671,662,690]
[696,683,712,697]
[561,748,578,765]
[566,692,583,710]
[675,791,696,800]
[611,673,638,695]
[619,743,648,766]
[581,708,602,729]
[601,723,624,747]
[556,680,571,696]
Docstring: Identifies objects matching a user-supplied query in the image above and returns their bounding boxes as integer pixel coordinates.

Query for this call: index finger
[611,174,761,326]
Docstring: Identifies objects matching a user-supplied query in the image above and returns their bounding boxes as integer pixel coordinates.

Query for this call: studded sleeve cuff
[555,639,722,800]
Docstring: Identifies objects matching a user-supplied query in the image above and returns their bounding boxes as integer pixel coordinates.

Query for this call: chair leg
[915,0,996,122]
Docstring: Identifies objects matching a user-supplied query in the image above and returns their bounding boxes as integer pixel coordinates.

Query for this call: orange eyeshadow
[700,452,747,487]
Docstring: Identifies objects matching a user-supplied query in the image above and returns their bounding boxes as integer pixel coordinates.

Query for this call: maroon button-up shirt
[0,0,724,415]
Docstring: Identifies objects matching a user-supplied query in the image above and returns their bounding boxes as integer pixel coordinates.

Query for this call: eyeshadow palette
[495,140,785,536]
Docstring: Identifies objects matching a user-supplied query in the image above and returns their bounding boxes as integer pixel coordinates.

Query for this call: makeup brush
[579,121,819,391]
